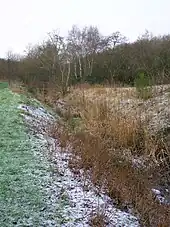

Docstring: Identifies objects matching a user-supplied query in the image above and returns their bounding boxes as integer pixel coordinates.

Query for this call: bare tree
[5,50,20,82]
[67,25,107,82]
[37,31,72,95]
[67,25,83,80]
[107,31,127,48]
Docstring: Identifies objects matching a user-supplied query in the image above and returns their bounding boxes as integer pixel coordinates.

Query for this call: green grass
[0,88,68,226]
[0,82,9,89]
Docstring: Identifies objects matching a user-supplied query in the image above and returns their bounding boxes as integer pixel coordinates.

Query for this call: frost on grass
[0,89,68,226]
[18,98,140,226]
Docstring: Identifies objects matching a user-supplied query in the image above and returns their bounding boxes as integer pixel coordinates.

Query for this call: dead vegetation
[49,84,170,226]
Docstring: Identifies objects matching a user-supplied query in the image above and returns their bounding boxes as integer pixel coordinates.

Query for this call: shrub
[134,72,153,100]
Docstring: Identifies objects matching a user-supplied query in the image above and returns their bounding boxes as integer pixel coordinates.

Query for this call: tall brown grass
[51,86,170,226]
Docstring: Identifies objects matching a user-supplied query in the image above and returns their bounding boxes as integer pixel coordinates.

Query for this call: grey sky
[0,0,169,57]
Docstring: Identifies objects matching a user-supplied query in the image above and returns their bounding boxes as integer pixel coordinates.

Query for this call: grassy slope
[0,88,66,226]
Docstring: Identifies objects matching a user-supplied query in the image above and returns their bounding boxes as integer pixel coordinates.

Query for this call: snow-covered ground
[18,102,140,226]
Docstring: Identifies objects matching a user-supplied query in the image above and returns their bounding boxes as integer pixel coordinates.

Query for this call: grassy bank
[0,88,67,226]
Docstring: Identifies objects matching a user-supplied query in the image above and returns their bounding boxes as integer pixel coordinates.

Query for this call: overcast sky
[0,0,169,57]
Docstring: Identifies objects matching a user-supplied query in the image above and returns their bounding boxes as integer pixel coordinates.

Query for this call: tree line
[1,26,170,94]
